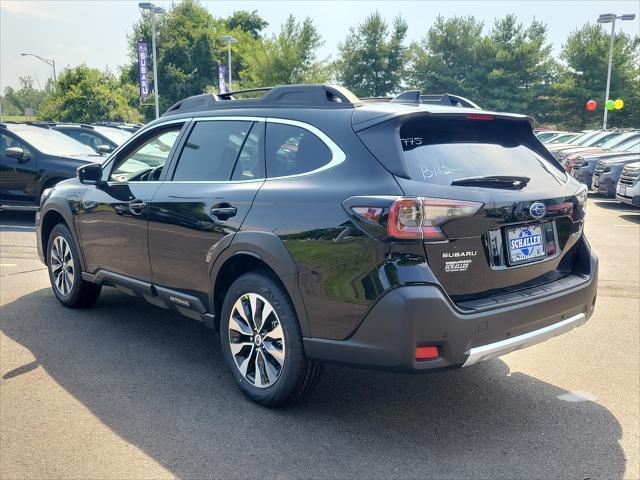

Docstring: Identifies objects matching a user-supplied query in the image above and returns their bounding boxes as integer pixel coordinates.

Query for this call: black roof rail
[385,90,481,109]
[217,87,272,100]
[26,121,54,128]
[420,93,480,109]
[162,84,361,116]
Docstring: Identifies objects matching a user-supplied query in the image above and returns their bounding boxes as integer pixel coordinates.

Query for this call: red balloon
[586,100,597,111]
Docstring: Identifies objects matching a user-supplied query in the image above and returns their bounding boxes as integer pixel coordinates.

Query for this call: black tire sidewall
[47,223,85,307]
[220,271,307,407]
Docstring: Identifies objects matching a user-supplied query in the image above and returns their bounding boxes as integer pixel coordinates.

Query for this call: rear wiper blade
[451,175,530,189]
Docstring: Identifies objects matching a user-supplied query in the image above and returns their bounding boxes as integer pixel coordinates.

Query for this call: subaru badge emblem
[529,202,546,219]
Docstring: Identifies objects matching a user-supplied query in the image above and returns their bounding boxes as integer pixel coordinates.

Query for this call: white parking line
[0,263,17,267]
[0,225,35,229]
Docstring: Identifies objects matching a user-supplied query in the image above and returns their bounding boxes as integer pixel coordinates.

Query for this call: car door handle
[210,205,237,220]
[128,200,147,215]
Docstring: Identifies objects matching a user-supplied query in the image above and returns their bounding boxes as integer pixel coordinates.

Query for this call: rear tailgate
[356,112,586,302]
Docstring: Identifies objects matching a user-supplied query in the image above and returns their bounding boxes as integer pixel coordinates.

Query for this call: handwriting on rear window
[420,164,455,179]
[401,137,423,147]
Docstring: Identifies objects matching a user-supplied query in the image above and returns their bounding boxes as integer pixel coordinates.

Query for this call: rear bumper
[304,248,598,372]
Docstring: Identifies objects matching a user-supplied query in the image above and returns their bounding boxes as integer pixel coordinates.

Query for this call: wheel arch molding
[38,200,86,271]
[210,231,310,337]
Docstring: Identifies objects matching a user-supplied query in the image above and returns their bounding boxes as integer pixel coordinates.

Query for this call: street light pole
[221,35,237,87]
[603,18,616,130]
[139,2,165,119]
[151,9,159,119]
[20,53,57,85]
[597,12,636,130]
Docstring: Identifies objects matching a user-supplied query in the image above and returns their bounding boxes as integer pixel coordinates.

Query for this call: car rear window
[399,117,566,186]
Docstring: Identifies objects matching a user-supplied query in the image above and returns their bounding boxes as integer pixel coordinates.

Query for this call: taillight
[386,197,483,242]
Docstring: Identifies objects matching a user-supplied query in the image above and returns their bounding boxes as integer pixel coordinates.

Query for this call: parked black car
[1,122,102,206]
[36,84,598,407]
[47,123,132,153]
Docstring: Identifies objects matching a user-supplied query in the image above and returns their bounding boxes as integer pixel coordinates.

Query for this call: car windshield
[574,131,601,145]
[585,132,621,147]
[619,140,640,152]
[14,127,95,156]
[93,126,132,145]
[548,133,577,143]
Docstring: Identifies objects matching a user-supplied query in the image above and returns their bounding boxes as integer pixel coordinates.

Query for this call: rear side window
[266,123,331,178]
[173,120,253,181]
[400,118,566,186]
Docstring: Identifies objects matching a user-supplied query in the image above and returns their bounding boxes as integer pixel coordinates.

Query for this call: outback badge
[529,202,547,219]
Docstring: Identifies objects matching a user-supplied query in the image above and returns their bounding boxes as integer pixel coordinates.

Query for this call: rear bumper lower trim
[462,312,586,367]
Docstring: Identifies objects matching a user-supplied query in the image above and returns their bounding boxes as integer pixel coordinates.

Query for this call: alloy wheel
[50,236,74,296]
[228,292,286,388]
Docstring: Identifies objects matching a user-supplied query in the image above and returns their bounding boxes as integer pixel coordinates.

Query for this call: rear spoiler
[352,109,535,133]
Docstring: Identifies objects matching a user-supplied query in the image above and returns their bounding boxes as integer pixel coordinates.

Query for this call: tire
[46,223,101,308]
[220,271,322,407]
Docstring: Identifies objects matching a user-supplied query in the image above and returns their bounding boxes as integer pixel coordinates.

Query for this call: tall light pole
[139,2,166,119]
[20,53,57,85]
[221,35,237,87]
[597,12,636,129]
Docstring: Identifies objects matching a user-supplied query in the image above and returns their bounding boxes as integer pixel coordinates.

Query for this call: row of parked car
[0,121,139,206]
[536,128,640,207]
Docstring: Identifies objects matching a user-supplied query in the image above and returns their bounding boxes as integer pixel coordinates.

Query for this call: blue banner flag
[138,42,149,98]
[218,65,227,94]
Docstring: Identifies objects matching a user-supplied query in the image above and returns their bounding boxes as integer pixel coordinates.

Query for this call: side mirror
[4,147,29,163]
[77,162,103,185]
[96,144,112,154]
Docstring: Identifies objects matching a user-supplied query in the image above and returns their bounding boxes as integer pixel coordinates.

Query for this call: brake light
[387,197,483,241]
[465,114,495,121]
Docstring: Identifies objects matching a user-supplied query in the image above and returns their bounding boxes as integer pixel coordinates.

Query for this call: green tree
[1,76,52,116]
[480,16,558,119]
[225,10,268,39]
[240,15,329,87]
[335,12,408,97]
[407,16,485,100]
[38,65,142,123]
[554,23,640,130]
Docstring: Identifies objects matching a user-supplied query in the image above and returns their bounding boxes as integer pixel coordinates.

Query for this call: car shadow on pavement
[0,288,626,479]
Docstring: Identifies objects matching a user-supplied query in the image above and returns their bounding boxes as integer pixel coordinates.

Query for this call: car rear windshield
[399,117,565,186]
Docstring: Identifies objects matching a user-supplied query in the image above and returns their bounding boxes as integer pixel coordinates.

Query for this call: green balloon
[605,99,615,110]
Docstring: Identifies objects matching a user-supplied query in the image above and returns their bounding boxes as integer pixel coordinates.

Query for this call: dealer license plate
[506,224,546,265]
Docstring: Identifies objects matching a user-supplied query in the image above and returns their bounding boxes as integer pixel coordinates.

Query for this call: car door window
[109,127,181,182]
[172,120,254,181]
[266,123,332,177]
[0,133,33,157]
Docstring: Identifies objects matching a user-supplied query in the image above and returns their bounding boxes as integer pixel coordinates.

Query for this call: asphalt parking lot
[1,197,638,479]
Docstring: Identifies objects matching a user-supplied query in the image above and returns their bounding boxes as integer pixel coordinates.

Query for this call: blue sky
[1,0,638,91]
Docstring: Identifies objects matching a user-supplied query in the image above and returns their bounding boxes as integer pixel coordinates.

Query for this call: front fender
[36,181,86,269]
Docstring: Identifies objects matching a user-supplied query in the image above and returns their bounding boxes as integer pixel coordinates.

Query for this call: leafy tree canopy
[225,10,268,39]
[38,65,142,123]
[239,15,330,87]
[335,12,408,97]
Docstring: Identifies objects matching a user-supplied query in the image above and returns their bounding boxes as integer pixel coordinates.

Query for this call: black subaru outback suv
[36,84,598,407]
